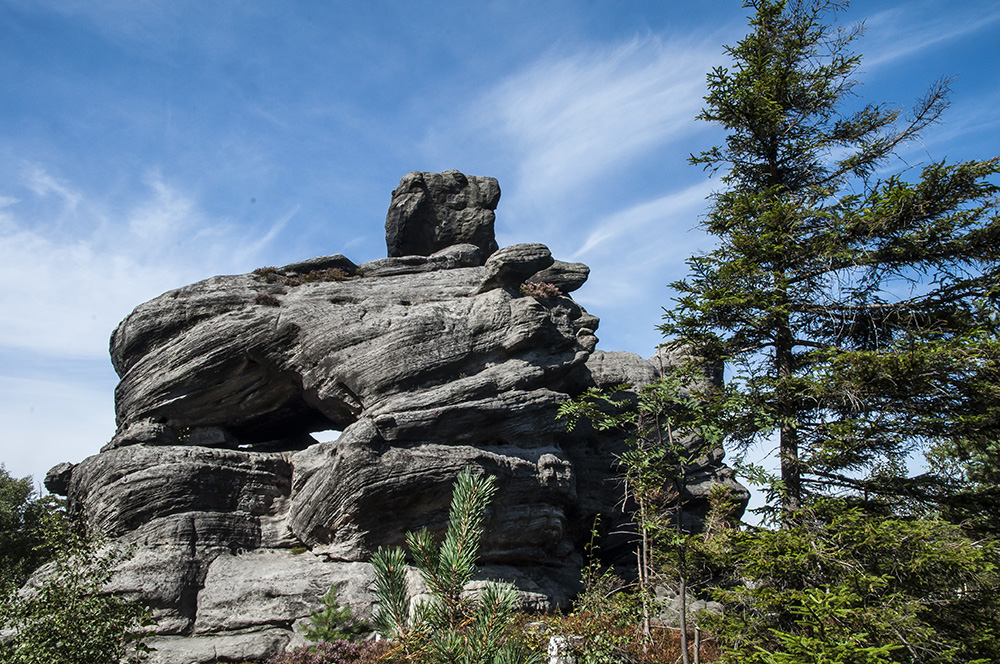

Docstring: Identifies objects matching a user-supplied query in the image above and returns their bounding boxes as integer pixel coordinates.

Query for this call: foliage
[660,0,1000,521]
[558,363,744,661]
[371,468,541,664]
[302,268,353,283]
[923,438,1000,535]
[514,612,721,664]
[265,640,396,664]
[253,266,284,282]
[0,510,155,664]
[253,266,361,288]
[703,499,1000,664]
[519,281,561,298]
[252,292,282,307]
[303,584,370,644]
[0,465,62,593]
[571,516,630,618]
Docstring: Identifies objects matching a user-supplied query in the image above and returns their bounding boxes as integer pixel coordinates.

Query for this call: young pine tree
[371,468,540,664]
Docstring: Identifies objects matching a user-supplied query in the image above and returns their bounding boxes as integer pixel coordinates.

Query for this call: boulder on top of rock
[527,260,590,295]
[385,170,501,261]
[477,243,555,294]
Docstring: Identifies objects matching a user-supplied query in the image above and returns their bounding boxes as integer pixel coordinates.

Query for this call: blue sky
[2,0,998,494]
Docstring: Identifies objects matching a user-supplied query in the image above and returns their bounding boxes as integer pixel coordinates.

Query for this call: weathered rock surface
[47,171,747,663]
[527,260,590,295]
[385,170,500,261]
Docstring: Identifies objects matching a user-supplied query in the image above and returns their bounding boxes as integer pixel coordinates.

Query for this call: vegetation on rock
[303,585,371,645]
[371,468,541,664]
[518,281,562,298]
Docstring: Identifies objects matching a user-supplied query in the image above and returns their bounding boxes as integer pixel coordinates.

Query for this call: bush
[0,515,154,664]
[371,468,542,663]
[253,292,281,307]
[514,611,721,664]
[266,640,395,664]
[519,281,561,298]
[704,501,1000,664]
[0,465,62,592]
[303,585,370,643]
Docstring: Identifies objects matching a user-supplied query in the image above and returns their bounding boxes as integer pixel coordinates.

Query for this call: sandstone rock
[45,170,746,663]
[527,260,590,294]
[279,253,359,276]
[104,545,209,634]
[145,629,291,664]
[477,243,554,293]
[43,461,74,495]
[66,445,292,541]
[385,170,500,261]
[193,551,375,634]
[359,243,482,276]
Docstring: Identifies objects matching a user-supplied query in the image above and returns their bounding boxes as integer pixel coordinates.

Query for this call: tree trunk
[679,542,690,664]
[776,306,801,522]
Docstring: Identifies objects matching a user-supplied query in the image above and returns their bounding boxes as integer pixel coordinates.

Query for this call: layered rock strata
[47,170,747,663]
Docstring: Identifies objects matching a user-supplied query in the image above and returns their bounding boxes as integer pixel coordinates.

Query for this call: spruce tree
[661,0,1000,522]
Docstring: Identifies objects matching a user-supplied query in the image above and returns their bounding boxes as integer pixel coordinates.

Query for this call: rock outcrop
[47,171,747,664]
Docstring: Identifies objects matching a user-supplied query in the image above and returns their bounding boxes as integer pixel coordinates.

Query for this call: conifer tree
[661,0,1000,522]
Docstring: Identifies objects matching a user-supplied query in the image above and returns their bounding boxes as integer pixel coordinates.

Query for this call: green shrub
[303,584,370,644]
[0,465,62,592]
[371,468,542,664]
[0,516,154,664]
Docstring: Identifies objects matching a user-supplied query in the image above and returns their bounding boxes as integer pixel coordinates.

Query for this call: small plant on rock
[519,281,561,298]
[371,468,541,664]
[265,640,395,664]
[303,268,352,283]
[252,266,284,283]
[303,584,370,644]
[252,292,281,307]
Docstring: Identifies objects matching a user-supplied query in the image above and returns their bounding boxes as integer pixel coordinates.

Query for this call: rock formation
[46,170,748,664]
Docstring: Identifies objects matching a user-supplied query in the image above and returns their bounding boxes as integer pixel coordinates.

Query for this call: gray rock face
[528,260,590,295]
[48,171,747,663]
[385,170,501,261]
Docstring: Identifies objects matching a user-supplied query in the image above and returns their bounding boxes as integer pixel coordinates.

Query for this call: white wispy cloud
[570,180,715,262]
[474,32,721,208]
[562,179,717,358]
[0,165,288,359]
[861,3,1000,68]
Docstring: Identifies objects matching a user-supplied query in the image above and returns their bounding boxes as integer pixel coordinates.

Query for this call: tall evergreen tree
[661,0,1000,522]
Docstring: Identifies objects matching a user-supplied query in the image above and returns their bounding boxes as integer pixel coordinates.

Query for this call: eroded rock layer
[47,171,747,664]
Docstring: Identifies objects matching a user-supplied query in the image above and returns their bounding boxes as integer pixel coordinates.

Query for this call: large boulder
[385,170,501,261]
[46,171,747,663]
